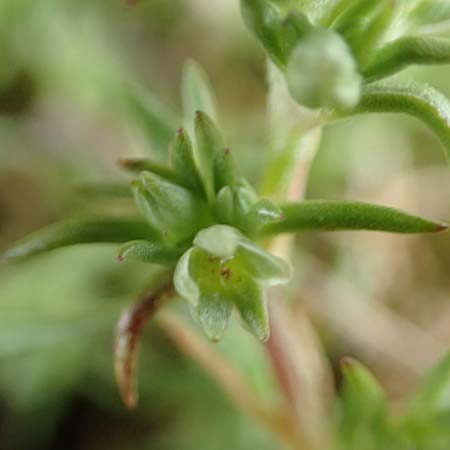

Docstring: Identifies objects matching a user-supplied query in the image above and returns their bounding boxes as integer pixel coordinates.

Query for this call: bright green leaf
[261,200,448,234]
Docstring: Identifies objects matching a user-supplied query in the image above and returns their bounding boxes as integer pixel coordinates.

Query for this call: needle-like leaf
[2,217,157,260]
[261,200,448,235]
[117,240,181,265]
[363,36,450,82]
[346,81,450,161]
[119,158,179,183]
[169,127,204,193]
[115,276,174,409]
[194,111,225,204]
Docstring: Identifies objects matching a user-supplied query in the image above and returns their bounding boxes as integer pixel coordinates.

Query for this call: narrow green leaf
[281,9,314,57]
[126,84,178,160]
[115,275,174,409]
[181,60,218,124]
[261,200,448,235]
[410,1,450,28]
[332,0,383,36]
[214,148,240,192]
[2,217,156,260]
[348,81,450,160]
[240,0,286,67]
[117,240,180,265]
[194,111,225,204]
[119,158,179,183]
[363,36,450,82]
[169,127,203,193]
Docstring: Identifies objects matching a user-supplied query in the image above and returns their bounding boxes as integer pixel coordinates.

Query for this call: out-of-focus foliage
[1,1,450,450]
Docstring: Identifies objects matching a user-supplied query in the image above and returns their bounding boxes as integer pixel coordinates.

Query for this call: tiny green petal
[233,277,270,342]
[237,240,292,285]
[194,225,243,259]
[174,248,200,306]
[194,291,232,342]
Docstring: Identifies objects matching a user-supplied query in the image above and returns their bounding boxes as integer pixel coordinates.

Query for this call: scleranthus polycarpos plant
[3,1,450,449]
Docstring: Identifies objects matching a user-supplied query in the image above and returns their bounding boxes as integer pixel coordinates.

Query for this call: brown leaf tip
[437,222,449,232]
[340,356,355,369]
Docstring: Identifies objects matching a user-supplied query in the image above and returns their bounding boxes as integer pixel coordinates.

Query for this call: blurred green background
[0,1,449,449]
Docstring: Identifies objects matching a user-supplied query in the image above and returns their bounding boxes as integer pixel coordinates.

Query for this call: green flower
[174,225,292,342]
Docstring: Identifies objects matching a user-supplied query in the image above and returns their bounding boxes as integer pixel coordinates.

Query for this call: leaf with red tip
[114,277,174,409]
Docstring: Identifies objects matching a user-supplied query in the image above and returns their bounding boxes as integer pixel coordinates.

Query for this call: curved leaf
[363,36,450,82]
[261,200,448,235]
[117,240,181,265]
[115,275,174,409]
[347,81,450,161]
[2,217,157,260]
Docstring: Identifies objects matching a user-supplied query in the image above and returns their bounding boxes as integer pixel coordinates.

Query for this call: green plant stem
[264,124,334,450]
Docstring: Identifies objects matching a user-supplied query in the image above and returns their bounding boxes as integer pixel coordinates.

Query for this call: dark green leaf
[261,200,448,234]
[2,217,156,260]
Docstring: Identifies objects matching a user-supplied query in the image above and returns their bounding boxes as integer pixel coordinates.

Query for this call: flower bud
[286,29,362,110]
[131,171,210,244]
